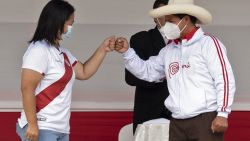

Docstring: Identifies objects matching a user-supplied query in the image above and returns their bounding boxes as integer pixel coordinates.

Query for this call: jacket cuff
[122,47,134,58]
[217,112,229,118]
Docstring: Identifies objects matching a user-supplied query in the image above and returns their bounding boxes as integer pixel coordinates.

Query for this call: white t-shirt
[18,40,77,133]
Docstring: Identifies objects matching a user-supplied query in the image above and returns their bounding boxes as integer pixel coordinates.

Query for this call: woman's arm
[21,69,43,141]
[74,36,115,80]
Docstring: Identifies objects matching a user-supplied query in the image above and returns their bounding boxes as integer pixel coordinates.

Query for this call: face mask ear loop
[176,18,187,34]
[177,18,184,26]
[180,24,187,33]
[156,18,163,28]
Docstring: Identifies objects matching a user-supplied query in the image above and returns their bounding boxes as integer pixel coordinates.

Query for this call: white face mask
[62,25,73,40]
[159,27,166,38]
[158,28,169,44]
[158,18,187,40]
[156,19,167,39]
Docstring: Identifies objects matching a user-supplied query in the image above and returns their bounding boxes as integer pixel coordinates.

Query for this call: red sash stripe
[36,53,73,112]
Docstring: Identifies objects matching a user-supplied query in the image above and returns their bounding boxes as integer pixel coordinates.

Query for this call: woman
[16,0,115,141]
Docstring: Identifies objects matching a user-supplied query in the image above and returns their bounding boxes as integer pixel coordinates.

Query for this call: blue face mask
[62,25,73,40]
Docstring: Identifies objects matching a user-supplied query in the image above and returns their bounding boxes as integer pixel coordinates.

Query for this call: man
[115,0,236,140]
[125,0,171,133]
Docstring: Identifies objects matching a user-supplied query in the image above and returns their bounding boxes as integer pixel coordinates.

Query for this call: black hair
[153,0,169,9]
[174,14,197,24]
[29,0,75,45]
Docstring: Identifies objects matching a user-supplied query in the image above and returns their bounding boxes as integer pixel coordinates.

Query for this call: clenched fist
[100,36,116,52]
[211,116,228,133]
[114,37,129,53]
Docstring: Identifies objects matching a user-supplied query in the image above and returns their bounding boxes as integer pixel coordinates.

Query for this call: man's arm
[203,36,236,133]
[125,34,163,87]
[115,37,166,82]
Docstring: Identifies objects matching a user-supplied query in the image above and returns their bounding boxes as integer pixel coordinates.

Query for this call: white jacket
[123,28,236,119]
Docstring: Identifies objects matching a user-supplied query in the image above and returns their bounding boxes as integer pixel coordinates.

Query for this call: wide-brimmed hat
[149,0,212,24]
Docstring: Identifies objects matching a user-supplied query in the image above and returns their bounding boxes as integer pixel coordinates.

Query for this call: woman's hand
[25,124,39,141]
[100,36,116,52]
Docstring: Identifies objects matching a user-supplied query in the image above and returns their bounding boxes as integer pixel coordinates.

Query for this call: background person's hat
[149,0,212,24]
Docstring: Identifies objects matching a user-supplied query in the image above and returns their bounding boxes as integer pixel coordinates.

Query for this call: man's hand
[114,37,129,53]
[211,116,228,133]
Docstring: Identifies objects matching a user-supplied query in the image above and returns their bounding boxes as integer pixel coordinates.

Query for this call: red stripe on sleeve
[72,61,77,67]
[206,34,229,112]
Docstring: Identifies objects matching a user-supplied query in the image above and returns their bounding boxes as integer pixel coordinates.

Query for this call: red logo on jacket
[168,62,179,78]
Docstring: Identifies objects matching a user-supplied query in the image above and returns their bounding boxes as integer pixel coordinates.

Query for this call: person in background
[114,0,236,140]
[16,0,115,141]
[125,0,171,133]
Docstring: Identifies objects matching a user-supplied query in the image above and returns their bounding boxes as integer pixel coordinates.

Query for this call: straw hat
[149,0,212,24]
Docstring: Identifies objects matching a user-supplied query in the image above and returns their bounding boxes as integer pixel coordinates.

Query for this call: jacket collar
[181,27,204,46]
[183,27,198,41]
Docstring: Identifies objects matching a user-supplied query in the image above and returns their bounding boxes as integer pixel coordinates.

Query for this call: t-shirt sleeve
[63,48,78,67]
[22,45,48,74]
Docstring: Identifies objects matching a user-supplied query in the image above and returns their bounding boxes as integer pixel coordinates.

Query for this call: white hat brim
[149,4,212,24]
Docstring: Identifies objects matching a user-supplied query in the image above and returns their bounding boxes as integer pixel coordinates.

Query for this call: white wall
[1,0,250,25]
[0,0,249,111]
